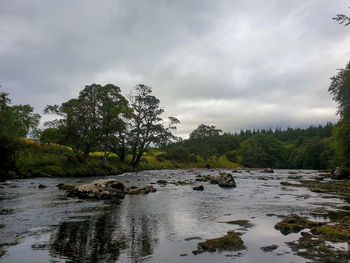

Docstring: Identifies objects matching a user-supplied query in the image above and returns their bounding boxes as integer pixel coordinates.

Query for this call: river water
[0,169,348,263]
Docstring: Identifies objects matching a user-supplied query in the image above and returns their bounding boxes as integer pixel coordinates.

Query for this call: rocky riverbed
[0,169,349,263]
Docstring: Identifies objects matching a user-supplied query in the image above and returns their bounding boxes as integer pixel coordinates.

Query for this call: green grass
[4,139,242,179]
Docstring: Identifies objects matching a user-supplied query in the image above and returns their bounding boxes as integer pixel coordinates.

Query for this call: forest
[0,60,350,180]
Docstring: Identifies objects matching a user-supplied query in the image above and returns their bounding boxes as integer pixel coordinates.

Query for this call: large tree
[44,84,131,160]
[96,84,132,162]
[0,86,40,178]
[128,84,179,167]
[328,61,350,167]
[329,61,350,118]
[0,85,40,137]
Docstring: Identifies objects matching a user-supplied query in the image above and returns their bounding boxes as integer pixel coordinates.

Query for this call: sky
[1,0,350,138]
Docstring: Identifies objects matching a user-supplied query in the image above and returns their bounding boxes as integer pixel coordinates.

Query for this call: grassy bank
[2,138,240,180]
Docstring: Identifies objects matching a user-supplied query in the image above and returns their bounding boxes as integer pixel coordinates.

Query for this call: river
[0,169,348,262]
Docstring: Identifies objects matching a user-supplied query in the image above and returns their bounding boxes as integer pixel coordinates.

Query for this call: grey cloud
[0,0,348,137]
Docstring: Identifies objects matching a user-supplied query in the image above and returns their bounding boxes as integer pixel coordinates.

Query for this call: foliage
[239,134,288,168]
[0,86,40,138]
[128,84,179,167]
[329,61,350,118]
[0,135,22,179]
[332,118,350,167]
[333,8,350,26]
[44,84,132,160]
[328,60,350,168]
[189,124,222,140]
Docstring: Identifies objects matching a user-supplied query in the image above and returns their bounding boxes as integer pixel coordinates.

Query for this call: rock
[193,185,204,191]
[69,179,126,199]
[331,167,350,179]
[74,199,83,203]
[175,180,194,186]
[57,183,78,191]
[263,168,274,173]
[260,244,278,252]
[280,181,293,186]
[142,185,157,193]
[126,186,138,192]
[127,185,156,195]
[274,214,323,235]
[38,184,47,189]
[204,175,219,184]
[0,209,14,215]
[218,173,236,188]
[193,231,246,254]
[157,180,167,185]
[195,177,207,182]
[184,236,202,241]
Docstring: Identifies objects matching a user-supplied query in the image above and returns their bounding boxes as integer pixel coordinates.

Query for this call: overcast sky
[1,0,350,138]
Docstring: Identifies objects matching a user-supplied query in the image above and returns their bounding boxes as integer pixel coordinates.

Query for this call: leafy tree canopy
[189,124,222,140]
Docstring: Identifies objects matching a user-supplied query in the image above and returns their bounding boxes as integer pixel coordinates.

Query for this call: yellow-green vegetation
[311,219,350,242]
[3,138,241,179]
[193,232,246,254]
[288,231,350,263]
[274,214,323,235]
[275,215,350,262]
[292,179,350,198]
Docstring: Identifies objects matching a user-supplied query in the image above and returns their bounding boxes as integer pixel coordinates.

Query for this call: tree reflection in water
[49,201,159,262]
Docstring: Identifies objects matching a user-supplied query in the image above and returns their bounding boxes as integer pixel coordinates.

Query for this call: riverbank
[2,138,240,180]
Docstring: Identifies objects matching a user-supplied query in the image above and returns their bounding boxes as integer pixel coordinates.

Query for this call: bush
[0,135,22,179]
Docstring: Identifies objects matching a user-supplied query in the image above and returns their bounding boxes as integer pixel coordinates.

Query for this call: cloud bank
[1,0,349,137]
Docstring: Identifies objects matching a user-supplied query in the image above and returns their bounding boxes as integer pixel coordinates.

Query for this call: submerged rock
[223,220,254,229]
[38,184,47,189]
[57,183,78,191]
[175,180,194,186]
[69,179,126,199]
[193,185,204,191]
[157,180,167,185]
[218,173,236,188]
[260,244,278,252]
[127,185,157,195]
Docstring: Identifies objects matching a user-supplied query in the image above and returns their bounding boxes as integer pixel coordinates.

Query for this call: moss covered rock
[274,214,323,235]
[193,232,246,254]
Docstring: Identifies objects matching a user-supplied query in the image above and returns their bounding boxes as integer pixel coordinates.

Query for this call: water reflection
[49,201,159,262]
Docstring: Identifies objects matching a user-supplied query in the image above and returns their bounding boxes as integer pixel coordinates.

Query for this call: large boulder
[331,167,350,179]
[69,179,126,199]
[218,173,236,188]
